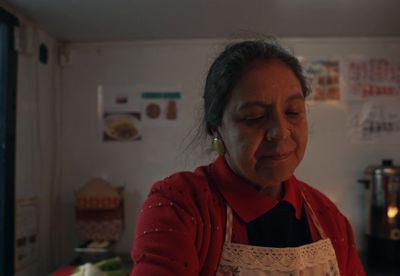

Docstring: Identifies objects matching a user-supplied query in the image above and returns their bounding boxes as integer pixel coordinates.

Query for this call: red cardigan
[131,156,365,275]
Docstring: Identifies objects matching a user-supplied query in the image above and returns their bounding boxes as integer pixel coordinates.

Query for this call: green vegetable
[94,257,122,271]
[73,256,129,276]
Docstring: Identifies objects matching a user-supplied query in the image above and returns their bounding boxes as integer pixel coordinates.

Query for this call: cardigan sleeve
[131,184,199,276]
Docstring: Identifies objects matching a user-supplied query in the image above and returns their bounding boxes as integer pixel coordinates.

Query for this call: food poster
[141,91,181,126]
[303,59,341,101]
[103,112,141,141]
[15,197,39,271]
[342,57,400,102]
[349,101,400,144]
[98,85,142,142]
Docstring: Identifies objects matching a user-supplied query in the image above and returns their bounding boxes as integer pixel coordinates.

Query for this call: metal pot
[359,159,400,264]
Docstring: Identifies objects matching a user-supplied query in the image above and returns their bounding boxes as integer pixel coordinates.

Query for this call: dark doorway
[0,7,18,276]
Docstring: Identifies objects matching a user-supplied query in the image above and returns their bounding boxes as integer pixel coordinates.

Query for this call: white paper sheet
[15,197,39,271]
[349,101,400,144]
[303,59,341,102]
[342,57,400,102]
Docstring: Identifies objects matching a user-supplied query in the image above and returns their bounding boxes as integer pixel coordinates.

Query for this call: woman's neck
[257,183,285,199]
[224,156,284,200]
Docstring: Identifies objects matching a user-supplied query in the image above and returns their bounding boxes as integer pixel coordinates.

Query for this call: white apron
[216,192,340,276]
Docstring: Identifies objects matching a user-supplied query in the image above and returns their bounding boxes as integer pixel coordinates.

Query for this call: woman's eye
[286,111,300,117]
[244,115,264,121]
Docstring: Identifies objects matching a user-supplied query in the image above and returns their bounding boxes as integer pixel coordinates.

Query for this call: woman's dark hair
[203,39,310,136]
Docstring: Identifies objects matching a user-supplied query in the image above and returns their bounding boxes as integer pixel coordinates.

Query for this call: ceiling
[5,0,400,43]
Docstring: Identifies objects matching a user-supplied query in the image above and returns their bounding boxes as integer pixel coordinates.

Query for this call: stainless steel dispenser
[360,159,400,264]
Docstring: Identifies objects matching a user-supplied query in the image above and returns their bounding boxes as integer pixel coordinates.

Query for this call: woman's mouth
[263,152,292,160]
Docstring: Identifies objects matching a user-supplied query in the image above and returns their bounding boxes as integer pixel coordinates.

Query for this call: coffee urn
[360,159,400,264]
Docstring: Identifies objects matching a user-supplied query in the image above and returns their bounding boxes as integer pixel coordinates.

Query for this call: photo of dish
[103,113,141,141]
[145,102,161,119]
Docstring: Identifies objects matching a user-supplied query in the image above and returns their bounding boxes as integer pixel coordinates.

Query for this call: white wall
[15,29,58,276]
[59,37,400,264]
[57,40,219,263]
[284,38,400,249]
[1,2,59,275]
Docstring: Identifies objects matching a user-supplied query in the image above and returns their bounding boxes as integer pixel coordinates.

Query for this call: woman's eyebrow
[286,94,305,103]
[237,101,269,111]
[238,94,305,111]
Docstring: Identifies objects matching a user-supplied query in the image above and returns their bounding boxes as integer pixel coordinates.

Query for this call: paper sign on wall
[303,60,341,101]
[98,85,142,142]
[343,58,400,102]
[141,91,181,126]
[15,197,39,272]
[349,101,400,144]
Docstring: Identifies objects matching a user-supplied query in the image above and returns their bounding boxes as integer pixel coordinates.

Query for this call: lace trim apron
[216,192,340,276]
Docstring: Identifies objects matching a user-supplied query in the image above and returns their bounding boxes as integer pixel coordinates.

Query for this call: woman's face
[217,59,308,195]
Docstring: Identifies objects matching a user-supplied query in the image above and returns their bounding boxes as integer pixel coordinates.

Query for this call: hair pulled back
[203,39,309,136]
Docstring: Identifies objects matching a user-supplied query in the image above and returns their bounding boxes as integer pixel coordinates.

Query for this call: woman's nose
[265,119,291,141]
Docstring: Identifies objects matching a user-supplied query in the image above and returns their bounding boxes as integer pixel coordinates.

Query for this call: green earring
[213,137,225,155]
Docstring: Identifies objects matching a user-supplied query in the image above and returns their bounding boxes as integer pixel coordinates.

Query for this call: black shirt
[246,201,313,248]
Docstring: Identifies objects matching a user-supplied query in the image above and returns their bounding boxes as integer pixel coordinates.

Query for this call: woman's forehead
[228,64,303,104]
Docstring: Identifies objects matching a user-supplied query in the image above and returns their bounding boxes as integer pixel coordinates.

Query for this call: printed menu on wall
[97,85,183,141]
[349,101,400,144]
[341,57,400,143]
[303,59,341,101]
[342,57,400,102]
[141,91,181,126]
[98,85,142,142]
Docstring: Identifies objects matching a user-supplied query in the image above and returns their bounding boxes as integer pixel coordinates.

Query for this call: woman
[131,40,365,275]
